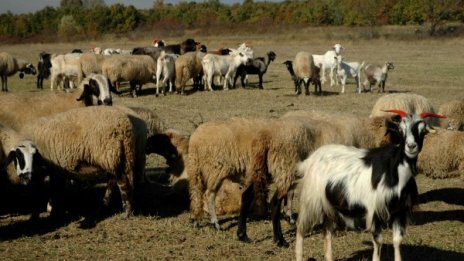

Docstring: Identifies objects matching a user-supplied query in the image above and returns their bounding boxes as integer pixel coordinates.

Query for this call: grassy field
[0,27,463,260]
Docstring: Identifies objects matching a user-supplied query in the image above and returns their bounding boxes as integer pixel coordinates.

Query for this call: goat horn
[383,109,408,118]
[420,112,446,119]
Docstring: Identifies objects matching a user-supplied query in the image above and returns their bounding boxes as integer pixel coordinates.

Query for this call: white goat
[295,110,445,261]
[312,44,343,87]
[156,51,178,96]
[202,50,252,91]
[334,56,365,94]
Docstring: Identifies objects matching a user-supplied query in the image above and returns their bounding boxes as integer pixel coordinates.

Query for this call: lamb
[362,62,395,92]
[0,73,114,131]
[312,43,343,86]
[0,52,37,92]
[295,110,445,261]
[233,51,276,89]
[438,99,464,130]
[20,106,148,218]
[50,53,83,90]
[418,128,464,178]
[156,51,178,96]
[294,51,320,95]
[202,50,252,91]
[0,124,43,218]
[370,93,439,127]
[188,117,315,247]
[36,52,52,89]
[101,55,157,97]
[333,56,365,94]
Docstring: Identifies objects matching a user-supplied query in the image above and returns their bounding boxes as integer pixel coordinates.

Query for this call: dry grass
[0,27,463,260]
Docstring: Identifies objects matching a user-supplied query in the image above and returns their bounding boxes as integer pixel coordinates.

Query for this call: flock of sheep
[0,39,464,261]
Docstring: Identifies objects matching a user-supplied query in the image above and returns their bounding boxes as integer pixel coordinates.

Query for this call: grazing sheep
[36,52,52,89]
[202,50,252,91]
[20,106,148,218]
[362,62,395,92]
[188,117,315,247]
[101,55,156,97]
[294,52,320,95]
[156,51,178,96]
[418,128,464,178]
[175,51,206,94]
[234,51,276,89]
[126,106,166,138]
[0,74,114,131]
[370,93,439,127]
[438,99,464,130]
[295,110,444,261]
[0,52,37,92]
[334,56,365,94]
[312,43,343,86]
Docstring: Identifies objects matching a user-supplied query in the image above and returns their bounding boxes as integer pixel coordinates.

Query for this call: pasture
[0,27,463,260]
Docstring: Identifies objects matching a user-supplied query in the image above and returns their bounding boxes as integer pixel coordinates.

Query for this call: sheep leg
[258,74,263,89]
[3,76,8,92]
[270,191,288,247]
[103,178,117,207]
[283,189,296,224]
[237,184,254,242]
[372,227,383,261]
[1,76,5,91]
[207,190,221,230]
[116,174,133,218]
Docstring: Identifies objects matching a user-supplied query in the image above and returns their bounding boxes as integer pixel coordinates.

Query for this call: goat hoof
[275,238,289,248]
[237,233,251,243]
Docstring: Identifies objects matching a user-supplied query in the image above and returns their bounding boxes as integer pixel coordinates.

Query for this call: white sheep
[101,55,156,97]
[0,73,114,131]
[156,51,178,96]
[295,110,445,261]
[50,53,83,90]
[438,99,464,130]
[20,106,148,218]
[0,52,37,92]
[312,43,343,86]
[334,56,365,94]
[362,62,395,92]
[202,50,252,91]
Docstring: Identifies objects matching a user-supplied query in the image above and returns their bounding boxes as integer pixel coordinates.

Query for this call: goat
[295,110,445,261]
[312,44,343,86]
[362,62,395,93]
[233,51,276,89]
[334,56,365,94]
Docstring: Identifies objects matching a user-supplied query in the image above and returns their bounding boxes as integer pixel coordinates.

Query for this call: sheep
[0,124,44,219]
[188,117,316,247]
[0,52,37,92]
[36,52,52,89]
[101,55,156,97]
[174,51,206,95]
[294,51,320,95]
[20,106,148,218]
[312,43,343,86]
[156,51,178,97]
[50,53,83,90]
[418,128,464,178]
[438,99,464,130]
[78,53,106,78]
[0,73,114,131]
[295,110,445,261]
[362,62,395,92]
[333,56,365,94]
[233,51,276,89]
[202,50,252,91]
[370,93,439,127]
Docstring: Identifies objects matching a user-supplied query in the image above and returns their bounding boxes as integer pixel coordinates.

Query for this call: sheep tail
[187,146,204,220]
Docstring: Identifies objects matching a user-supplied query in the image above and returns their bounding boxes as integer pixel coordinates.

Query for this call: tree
[420,0,464,35]
[60,0,83,8]
[83,0,105,8]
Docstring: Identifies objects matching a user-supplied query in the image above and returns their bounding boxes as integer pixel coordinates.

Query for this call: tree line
[0,0,463,42]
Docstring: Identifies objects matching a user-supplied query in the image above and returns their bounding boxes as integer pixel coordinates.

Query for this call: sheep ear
[6,149,16,166]
[108,79,121,95]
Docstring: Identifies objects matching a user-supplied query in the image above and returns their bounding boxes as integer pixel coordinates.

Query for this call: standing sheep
[362,62,395,92]
[20,106,148,218]
[0,52,37,92]
[234,51,276,89]
[156,51,178,96]
[438,99,464,130]
[175,51,206,95]
[294,52,320,95]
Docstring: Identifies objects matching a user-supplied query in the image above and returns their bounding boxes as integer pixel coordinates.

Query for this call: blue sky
[1,0,283,14]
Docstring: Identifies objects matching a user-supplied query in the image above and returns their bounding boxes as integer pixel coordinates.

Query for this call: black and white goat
[295,110,445,261]
[233,51,276,89]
